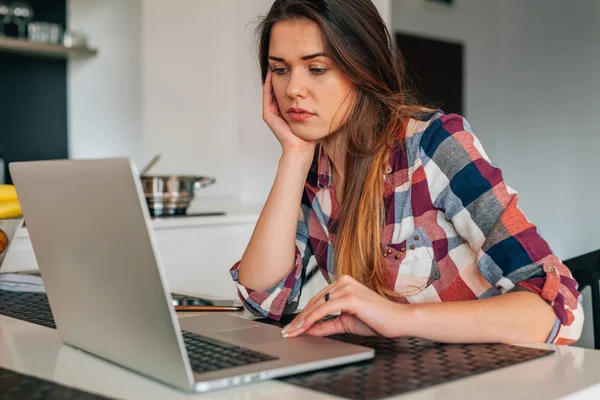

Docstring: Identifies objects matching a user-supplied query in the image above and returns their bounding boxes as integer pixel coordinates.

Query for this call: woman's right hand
[263,70,317,155]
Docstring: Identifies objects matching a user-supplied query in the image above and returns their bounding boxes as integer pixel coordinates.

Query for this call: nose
[285,70,308,99]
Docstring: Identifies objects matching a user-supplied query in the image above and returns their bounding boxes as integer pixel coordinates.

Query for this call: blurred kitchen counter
[13,201,262,236]
[150,201,262,230]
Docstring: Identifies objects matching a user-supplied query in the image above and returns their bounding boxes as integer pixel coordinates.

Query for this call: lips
[287,107,316,122]
[287,107,315,115]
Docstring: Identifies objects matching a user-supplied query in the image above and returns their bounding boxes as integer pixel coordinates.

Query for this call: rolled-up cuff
[229,247,304,320]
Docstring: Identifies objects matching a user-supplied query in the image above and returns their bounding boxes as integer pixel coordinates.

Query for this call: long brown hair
[257,0,431,297]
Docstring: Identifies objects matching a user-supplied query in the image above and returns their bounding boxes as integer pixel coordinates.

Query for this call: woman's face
[268,19,355,141]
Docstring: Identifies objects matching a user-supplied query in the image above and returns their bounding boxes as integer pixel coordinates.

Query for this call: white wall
[140,0,240,201]
[68,0,143,167]
[373,0,392,29]
[391,0,600,260]
[234,0,282,204]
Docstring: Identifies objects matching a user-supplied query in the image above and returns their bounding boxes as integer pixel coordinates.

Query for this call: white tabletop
[1,306,600,400]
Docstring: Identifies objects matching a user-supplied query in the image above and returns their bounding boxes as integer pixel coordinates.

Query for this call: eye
[310,68,327,75]
[271,67,289,75]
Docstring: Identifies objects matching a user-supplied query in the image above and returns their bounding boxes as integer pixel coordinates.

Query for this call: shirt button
[387,249,392,254]
[545,265,555,273]
[410,245,415,250]
[400,247,406,252]
[395,254,401,259]
[413,235,420,241]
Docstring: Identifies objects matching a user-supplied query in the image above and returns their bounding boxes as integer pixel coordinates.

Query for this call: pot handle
[194,177,216,189]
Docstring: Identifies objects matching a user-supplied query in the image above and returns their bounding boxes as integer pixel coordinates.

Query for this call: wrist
[392,302,418,337]
[280,147,315,169]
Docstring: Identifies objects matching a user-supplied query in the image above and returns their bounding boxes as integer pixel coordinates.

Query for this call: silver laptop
[9,158,374,393]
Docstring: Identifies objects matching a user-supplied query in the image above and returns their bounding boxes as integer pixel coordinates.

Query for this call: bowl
[0,217,25,268]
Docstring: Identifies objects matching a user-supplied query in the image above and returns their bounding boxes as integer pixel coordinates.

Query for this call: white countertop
[151,201,262,229]
[15,201,262,238]
[2,302,600,400]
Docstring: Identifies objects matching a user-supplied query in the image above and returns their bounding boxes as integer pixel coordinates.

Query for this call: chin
[290,125,331,142]
[296,131,330,142]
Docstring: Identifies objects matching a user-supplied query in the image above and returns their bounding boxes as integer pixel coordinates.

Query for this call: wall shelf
[0,36,97,59]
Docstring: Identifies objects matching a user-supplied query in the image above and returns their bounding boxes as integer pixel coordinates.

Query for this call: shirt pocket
[382,227,441,297]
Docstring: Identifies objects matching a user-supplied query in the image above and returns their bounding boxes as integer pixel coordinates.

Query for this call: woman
[230,0,583,345]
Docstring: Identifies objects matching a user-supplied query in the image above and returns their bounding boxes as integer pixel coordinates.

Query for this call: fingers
[263,68,272,96]
[302,282,337,313]
[295,276,359,324]
[262,69,273,117]
[262,70,284,122]
[284,281,341,332]
[284,276,360,334]
[285,294,359,338]
[273,94,283,119]
[303,314,377,337]
[303,317,345,337]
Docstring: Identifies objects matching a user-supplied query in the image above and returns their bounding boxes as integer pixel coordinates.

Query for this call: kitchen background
[1,0,599,348]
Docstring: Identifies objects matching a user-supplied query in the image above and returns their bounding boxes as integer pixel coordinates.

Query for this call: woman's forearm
[238,150,314,291]
[401,291,557,344]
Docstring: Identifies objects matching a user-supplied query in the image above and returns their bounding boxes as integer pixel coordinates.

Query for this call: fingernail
[281,332,289,338]
[282,324,290,334]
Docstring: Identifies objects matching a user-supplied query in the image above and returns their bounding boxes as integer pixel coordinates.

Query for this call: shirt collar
[315,142,394,189]
[317,143,332,188]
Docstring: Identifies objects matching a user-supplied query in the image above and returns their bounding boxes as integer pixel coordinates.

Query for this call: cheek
[318,77,354,110]
[271,79,285,103]
[322,91,354,129]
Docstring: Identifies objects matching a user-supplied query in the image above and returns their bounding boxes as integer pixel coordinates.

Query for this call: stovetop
[150,211,226,219]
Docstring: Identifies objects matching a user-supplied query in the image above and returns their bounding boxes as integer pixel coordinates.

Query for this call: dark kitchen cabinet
[0,0,68,184]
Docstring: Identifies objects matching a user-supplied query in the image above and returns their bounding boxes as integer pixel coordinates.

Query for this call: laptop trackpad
[214,326,283,345]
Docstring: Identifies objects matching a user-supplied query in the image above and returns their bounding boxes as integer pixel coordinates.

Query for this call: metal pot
[140,175,216,217]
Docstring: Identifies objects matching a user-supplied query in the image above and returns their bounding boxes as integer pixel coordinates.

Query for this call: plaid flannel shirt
[230,111,583,345]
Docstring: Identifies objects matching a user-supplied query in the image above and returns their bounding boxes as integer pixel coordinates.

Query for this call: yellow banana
[0,185,18,202]
[0,201,22,219]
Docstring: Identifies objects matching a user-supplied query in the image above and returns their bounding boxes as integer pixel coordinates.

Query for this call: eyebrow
[268,52,328,62]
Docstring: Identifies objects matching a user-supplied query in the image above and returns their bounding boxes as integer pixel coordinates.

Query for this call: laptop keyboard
[181,331,278,374]
[0,290,223,330]
[0,290,56,329]
[0,290,279,375]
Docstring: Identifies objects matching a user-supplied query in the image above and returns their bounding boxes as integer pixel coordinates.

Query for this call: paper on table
[0,273,46,293]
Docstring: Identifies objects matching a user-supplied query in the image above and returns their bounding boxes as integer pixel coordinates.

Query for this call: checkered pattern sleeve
[229,195,314,320]
[420,114,584,345]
